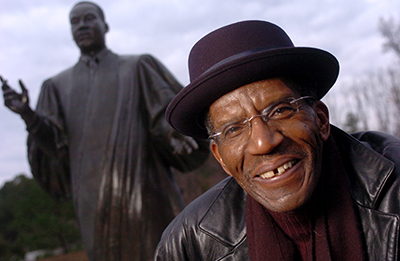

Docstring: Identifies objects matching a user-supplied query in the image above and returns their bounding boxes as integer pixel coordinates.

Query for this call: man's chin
[252,188,312,213]
[76,41,94,50]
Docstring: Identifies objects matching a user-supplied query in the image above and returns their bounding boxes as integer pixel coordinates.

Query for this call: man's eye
[223,124,245,139]
[269,103,297,119]
[85,14,96,22]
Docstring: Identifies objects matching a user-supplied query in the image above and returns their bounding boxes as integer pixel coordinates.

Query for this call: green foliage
[0,175,83,260]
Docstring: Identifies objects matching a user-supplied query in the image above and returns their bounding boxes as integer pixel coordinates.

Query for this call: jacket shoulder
[118,53,154,64]
[155,177,248,260]
[173,176,238,228]
[45,66,74,83]
[351,130,400,158]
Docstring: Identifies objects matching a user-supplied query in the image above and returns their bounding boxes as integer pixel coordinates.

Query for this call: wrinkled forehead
[209,79,298,125]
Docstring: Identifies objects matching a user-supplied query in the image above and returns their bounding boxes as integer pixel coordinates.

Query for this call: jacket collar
[330,126,395,209]
[79,48,111,66]
[198,177,247,247]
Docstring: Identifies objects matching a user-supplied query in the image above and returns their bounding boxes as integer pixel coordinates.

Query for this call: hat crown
[189,20,294,81]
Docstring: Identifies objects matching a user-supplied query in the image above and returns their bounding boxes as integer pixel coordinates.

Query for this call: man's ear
[313,101,330,141]
[211,141,233,177]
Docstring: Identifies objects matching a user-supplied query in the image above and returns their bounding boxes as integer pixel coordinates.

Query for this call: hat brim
[166,47,339,139]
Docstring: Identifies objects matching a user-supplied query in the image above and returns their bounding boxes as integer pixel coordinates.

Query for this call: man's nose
[246,118,284,155]
[76,19,88,28]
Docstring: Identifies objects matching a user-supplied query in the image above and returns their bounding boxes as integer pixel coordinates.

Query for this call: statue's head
[69,1,109,55]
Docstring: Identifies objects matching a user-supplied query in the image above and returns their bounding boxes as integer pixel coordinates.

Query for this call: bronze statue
[1,2,209,260]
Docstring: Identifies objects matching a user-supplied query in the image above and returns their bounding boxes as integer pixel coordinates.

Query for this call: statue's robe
[26,49,209,260]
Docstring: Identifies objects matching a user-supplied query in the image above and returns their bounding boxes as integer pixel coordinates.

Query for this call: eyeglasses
[209,96,314,145]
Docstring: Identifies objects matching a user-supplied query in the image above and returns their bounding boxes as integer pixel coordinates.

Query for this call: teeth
[283,161,293,170]
[260,171,275,179]
[259,160,296,179]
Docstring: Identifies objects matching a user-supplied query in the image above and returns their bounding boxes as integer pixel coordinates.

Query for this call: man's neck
[81,46,107,57]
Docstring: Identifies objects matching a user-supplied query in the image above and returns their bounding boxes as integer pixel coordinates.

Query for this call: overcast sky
[0,0,399,188]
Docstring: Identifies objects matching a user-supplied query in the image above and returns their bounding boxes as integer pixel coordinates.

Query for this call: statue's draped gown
[27,49,209,260]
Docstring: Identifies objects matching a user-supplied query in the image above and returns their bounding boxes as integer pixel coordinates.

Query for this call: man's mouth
[259,160,297,179]
[76,32,92,40]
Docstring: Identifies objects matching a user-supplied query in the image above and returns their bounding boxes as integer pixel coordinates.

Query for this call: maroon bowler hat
[166,20,339,139]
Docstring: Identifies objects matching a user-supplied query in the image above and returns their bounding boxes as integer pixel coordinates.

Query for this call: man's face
[70,3,108,54]
[210,78,330,213]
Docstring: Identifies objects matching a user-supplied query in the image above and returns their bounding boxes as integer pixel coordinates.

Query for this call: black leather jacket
[155,126,400,261]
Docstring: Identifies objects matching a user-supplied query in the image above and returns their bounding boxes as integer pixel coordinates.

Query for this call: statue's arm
[1,76,36,127]
[137,56,210,172]
[29,79,71,199]
[2,76,66,156]
[2,76,71,199]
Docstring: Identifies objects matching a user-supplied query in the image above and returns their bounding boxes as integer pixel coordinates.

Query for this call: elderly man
[1,1,209,261]
[154,20,400,261]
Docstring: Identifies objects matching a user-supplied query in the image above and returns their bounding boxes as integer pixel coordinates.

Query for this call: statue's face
[70,3,108,54]
[210,78,330,213]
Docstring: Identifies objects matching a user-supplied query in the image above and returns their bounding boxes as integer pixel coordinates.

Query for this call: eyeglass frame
[208,96,315,145]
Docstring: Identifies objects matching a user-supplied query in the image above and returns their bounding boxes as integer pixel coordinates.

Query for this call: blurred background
[1,0,399,259]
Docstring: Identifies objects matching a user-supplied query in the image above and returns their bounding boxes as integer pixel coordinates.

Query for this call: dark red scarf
[246,136,366,260]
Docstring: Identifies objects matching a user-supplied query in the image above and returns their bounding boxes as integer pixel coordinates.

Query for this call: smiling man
[1,1,210,261]
[154,20,400,261]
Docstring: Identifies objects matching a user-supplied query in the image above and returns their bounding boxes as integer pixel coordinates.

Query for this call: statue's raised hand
[169,130,199,155]
[1,76,30,115]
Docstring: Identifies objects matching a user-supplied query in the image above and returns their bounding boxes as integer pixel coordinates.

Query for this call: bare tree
[387,68,400,136]
[327,15,400,136]
[343,112,360,133]
[340,66,399,135]
[379,16,400,60]
[379,16,400,136]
